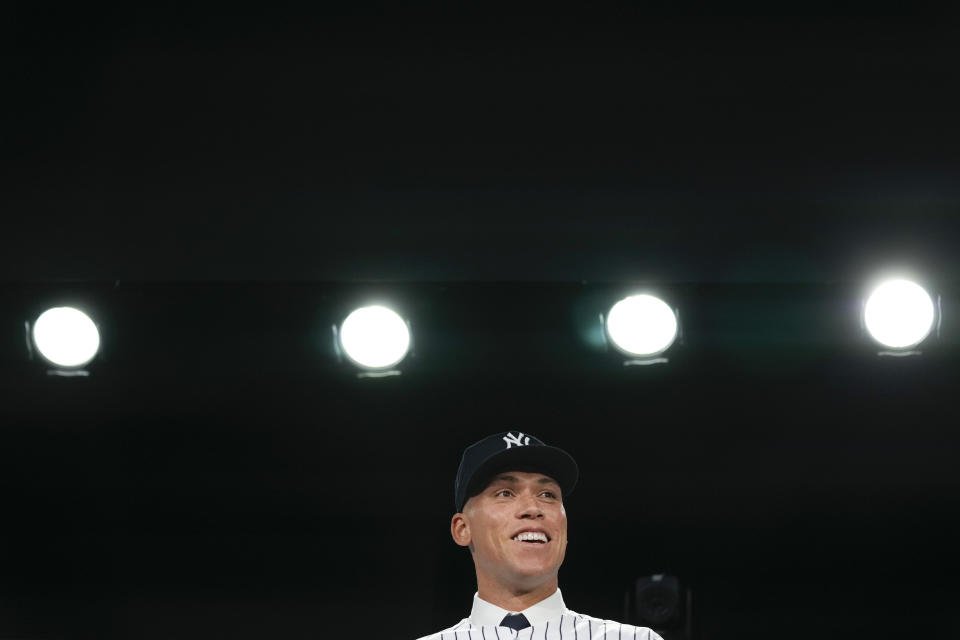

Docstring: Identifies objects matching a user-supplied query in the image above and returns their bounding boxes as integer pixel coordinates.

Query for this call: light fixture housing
[31,306,102,369]
[863,278,938,351]
[604,294,679,360]
[336,304,412,371]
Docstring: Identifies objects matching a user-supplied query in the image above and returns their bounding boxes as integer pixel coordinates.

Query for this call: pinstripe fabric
[417,610,663,640]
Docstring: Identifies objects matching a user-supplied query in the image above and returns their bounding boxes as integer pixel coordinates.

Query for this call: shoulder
[414,618,473,640]
[563,609,666,640]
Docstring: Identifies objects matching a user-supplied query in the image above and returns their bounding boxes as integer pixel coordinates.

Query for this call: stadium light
[605,294,678,358]
[337,305,411,370]
[31,306,101,368]
[863,278,936,350]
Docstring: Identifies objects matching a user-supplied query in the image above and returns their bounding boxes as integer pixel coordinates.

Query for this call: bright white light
[339,305,411,369]
[606,295,678,357]
[864,279,935,349]
[32,307,101,367]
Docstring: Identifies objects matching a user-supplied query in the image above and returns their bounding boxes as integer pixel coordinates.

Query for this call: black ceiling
[3,5,960,283]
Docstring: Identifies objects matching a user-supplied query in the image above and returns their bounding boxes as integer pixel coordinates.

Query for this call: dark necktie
[499,613,531,631]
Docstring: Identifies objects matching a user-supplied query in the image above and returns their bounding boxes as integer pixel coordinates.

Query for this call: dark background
[2,3,960,639]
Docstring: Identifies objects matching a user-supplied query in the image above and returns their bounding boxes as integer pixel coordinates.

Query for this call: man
[417,431,663,639]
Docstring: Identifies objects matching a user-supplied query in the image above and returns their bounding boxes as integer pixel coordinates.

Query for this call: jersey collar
[469,588,567,628]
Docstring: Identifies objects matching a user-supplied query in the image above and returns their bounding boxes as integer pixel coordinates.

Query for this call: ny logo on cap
[503,432,531,449]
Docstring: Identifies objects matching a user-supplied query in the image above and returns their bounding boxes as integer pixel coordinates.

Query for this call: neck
[475,574,559,612]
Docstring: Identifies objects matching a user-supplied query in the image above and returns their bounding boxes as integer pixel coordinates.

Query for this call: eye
[494,489,514,497]
[539,490,557,499]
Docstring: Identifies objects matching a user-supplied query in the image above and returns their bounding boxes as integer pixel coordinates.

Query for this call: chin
[511,564,559,582]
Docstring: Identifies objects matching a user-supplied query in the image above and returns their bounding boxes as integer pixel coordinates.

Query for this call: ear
[450,512,472,547]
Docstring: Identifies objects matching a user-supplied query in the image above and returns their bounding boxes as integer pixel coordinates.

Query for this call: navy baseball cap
[454,431,579,512]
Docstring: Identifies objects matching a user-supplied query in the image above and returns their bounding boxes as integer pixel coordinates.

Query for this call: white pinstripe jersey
[416,591,663,640]
[417,611,663,640]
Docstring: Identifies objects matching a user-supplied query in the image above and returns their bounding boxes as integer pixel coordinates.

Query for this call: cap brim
[462,445,579,509]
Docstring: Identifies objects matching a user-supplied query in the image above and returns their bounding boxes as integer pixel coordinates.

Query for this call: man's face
[453,471,568,592]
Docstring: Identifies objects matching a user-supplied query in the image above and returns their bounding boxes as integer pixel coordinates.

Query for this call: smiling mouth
[512,532,550,544]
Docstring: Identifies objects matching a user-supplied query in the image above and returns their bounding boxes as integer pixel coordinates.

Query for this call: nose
[516,494,544,519]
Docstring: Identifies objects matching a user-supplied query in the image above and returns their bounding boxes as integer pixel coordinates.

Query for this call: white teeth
[513,531,548,542]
